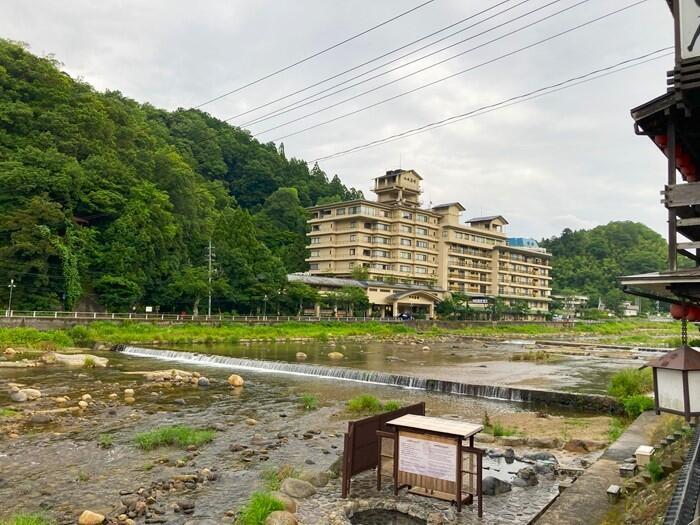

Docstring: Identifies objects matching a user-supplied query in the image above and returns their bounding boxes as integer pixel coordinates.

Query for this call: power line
[192,0,437,109]
[263,0,648,142]
[308,48,672,163]
[240,0,561,128]
[225,0,524,124]
[253,0,591,137]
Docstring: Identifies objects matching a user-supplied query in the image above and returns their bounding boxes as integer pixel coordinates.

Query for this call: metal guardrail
[1,310,403,323]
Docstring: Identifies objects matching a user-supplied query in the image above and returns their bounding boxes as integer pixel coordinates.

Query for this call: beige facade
[305,169,552,317]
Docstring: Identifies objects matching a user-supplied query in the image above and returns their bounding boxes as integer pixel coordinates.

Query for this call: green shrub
[382,400,401,412]
[0,514,56,525]
[646,458,664,482]
[83,356,96,368]
[607,418,626,442]
[623,395,655,418]
[607,368,653,400]
[347,394,382,414]
[261,465,299,491]
[0,407,19,418]
[236,492,285,525]
[97,433,114,449]
[491,422,518,437]
[135,425,215,450]
[300,393,318,411]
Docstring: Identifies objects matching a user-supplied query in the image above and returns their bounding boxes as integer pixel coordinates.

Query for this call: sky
[0,0,674,240]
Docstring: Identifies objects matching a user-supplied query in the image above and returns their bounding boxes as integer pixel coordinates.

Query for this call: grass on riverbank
[0,319,687,350]
[0,515,55,525]
[346,394,402,415]
[235,492,285,525]
[134,425,215,450]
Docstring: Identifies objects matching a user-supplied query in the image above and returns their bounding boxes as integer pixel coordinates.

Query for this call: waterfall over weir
[116,345,621,413]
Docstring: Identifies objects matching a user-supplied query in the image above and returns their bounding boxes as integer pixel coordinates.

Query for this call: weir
[116,345,621,413]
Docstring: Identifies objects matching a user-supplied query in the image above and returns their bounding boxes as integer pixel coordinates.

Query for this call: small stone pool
[351,510,427,525]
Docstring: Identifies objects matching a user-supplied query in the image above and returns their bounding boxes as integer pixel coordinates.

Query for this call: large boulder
[280,478,316,499]
[527,437,561,449]
[327,352,344,360]
[299,469,330,488]
[228,374,245,387]
[524,451,558,464]
[563,439,607,453]
[270,492,297,513]
[51,353,108,367]
[78,510,105,525]
[265,511,297,525]
[512,466,539,487]
[295,352,307,360]
[482,476,512,496]
[9,386,41,402]
[3,347,16,356]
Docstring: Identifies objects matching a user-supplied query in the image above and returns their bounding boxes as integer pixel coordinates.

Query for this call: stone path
[534,411,657,525]
[298,468,560,525]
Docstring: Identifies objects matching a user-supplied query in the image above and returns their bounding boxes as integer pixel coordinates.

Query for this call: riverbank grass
[0,407,19,418]
[300,393,319,411]
[0,514,55,525]
[135,425,215,450]
[236,492,285,525]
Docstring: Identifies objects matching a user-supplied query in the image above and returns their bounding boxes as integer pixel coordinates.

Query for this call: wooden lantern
[648,345,700,421]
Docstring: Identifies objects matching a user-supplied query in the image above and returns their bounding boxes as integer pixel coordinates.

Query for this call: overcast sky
[1,0,673,240]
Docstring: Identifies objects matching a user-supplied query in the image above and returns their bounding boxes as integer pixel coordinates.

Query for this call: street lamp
[263,294,268,318]
[6,278,16,316]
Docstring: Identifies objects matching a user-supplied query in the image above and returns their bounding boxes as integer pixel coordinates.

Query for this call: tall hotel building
[302,169,552,318]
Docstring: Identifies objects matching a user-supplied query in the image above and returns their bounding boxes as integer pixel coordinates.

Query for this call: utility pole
[206,239,214,317]
[7,278,16,317]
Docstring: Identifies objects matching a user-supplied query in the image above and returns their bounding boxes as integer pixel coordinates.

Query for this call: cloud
[0,0,673,239]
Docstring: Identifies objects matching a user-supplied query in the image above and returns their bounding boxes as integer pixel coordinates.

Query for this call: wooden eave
[647,344,700,371]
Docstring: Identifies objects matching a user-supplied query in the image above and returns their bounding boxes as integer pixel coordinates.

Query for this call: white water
[116,345,617,412]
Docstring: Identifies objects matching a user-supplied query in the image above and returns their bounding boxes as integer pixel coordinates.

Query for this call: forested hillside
[0,40,362,313]
[541,221,668,311]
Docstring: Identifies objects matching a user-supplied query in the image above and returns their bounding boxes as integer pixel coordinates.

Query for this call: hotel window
[400,265,412,273]
[415,266,427,274]
[348,206,360,215]
[400,225,413,233]
[349,248,355,255]
[400,238,412,246]
[322,209,332,216]
[415,253,427,261]
[402,211,413,219]
[349,234,356,241]
[310,250,320,257]
[312,225,320,231]
[417,214,428,223]
[363,249,371,256]
[416,227,428,236]
[375,223,390,231]
[310,263,319,270]
[373,236,389,245]
[336,208,346,215]
[311,237,320,244]
[416,240,429,248]
[399,251,412,259]
[364,236,372,242]
[373,250,390,258]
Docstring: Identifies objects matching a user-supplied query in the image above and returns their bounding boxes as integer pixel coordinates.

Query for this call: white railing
[2,310,405,323]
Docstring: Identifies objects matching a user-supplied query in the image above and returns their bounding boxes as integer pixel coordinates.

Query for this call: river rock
[245,418,257,426]
[10,388,28,402]
[475,433,496,444]
[512,466,539,487]
[228,374,245,387]
[299,469,330,487]
[81,393,93,401]
[503,448,515,462]
[327,352,344,360]
[270,492,297,513]
[328,457,343,477]
[3,347,16,356]
[482,476,512,496]
[524,451,559,464]
[500,436,527,446]
[125,396,136,404]
[295,352,307,360]
[30,414,54,424]
[78,510,105,525]
[280,478,316,498]
[51,353,108,367]
[197,377,210,387]
[124,388,135,396]
[563,439,606,453]
[422,345,430,351]
[23,388,41,400]
[78,400,89,409]
[265,511,297,525]
[528,437,561,449]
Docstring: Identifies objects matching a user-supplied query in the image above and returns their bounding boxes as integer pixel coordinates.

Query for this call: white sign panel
[398,435,457,482]
[680,0,700,60]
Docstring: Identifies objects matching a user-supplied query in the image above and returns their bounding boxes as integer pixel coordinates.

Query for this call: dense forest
[540,221,668,313]
[0,40,363,313]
